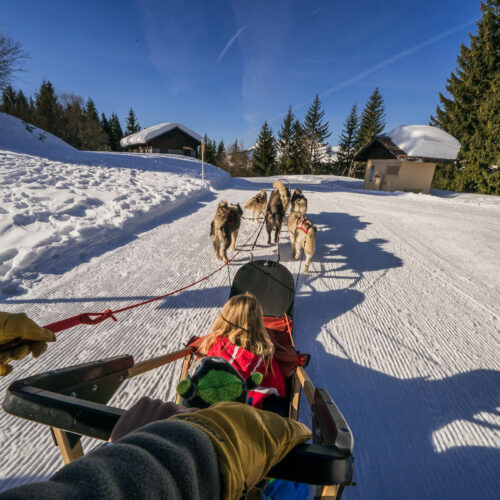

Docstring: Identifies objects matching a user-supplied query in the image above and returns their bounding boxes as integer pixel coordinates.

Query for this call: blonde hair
[198,293,274,369]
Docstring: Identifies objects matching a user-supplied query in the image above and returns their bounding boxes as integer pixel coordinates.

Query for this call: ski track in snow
[0,177,499,499]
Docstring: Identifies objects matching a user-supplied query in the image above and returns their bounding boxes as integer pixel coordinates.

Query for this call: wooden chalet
[120,123,202,156]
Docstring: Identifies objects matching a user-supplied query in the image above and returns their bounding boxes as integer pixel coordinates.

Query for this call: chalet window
[369,166,375,182]
[386,165,400,175]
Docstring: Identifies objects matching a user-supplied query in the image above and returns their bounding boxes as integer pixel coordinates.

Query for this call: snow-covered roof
[354,125,461,162]
[387,125,461,160]
[120,122,203,147]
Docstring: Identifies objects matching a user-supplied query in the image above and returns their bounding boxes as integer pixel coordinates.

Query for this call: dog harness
[299,218,313,234]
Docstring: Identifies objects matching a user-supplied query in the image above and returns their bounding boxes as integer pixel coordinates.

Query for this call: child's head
[200,293,274,360]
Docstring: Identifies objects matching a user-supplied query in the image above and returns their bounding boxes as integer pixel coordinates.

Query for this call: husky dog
[265,189,285,244]
[244,189,267,221]
[210,201,243,263]
[288,212,317,272]
[272,181,291,214]
[290,188,307,217]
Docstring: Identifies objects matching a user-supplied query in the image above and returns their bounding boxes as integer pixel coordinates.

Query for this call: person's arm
[0,312,55,376]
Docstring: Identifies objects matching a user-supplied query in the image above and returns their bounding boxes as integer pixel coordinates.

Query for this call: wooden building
[120,122,202,156]
[354,125,461,194]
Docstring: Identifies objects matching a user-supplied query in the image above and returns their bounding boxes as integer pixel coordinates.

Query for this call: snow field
[0,116,498,498]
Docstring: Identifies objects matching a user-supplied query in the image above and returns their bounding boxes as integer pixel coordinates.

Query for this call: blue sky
[3,0,480,147]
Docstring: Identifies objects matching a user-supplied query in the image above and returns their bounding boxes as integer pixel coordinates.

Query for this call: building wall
[150,128,200,155]
[363,160,436,193]
[125,127,201,156]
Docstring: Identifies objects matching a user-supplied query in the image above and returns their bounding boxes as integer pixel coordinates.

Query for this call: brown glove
[170,401,312,500]
[110,397,199,442]
[0,312,55,376]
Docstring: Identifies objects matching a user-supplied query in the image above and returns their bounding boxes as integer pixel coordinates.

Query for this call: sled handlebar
[2,355,353,486]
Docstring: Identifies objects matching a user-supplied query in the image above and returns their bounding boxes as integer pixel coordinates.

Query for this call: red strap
[43,309,117,333]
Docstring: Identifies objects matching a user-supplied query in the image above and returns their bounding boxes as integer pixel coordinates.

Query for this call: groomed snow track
[0,176,499,499]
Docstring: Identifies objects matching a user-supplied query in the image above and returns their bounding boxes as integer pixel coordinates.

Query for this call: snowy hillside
[0,116,499,498]
[0,113,229,295]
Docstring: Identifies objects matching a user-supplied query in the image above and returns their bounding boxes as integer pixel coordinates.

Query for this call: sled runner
[2,260,354,498]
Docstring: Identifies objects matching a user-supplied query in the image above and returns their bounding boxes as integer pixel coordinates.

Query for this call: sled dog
[272,181,291,214]
[244,189,267,221]
[290,188,307,217]
[210,201,243,263]
[265,189,285,244]
[288,212,317,272]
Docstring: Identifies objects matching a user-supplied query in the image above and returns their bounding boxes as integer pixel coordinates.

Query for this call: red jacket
[205,336,287,408]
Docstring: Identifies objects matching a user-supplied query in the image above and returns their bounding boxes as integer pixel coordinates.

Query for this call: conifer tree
[337,103,360,177]
[34,80,60,136]
[277,106,296,175]
[109,112,123,151]
[100,112,112,150]
[430,0,499,194]
[15,89,31,123]
[252,121,277,176]
[355,87,386,149]
[125,107,141,135]
[82,98,107,151]
[214,140,228,171]
[85,99,99,123]
[0,84,16,115]
[303,94,331,174]
[201,134,217,164]
[290,119,307,174]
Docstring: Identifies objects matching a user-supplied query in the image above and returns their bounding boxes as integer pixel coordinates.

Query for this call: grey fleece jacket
[0,420,221,499]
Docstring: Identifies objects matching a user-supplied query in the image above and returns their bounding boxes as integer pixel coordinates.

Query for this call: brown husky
[244,189,267,221]
[265,189,285,244]
[290,188,307,217]
[210,201,243,263]
[288,212,317,272]
[272,181,291,214]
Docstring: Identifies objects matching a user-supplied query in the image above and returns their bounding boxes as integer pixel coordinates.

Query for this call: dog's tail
[273,181,284,190]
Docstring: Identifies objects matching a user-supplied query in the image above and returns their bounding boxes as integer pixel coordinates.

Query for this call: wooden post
[289,372,301,420]
[201,141,205,183]
[51,427,84,464]
[176,354,193,404]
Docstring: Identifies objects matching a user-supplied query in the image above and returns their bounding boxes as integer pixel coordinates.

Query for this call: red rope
[48,223,261,330]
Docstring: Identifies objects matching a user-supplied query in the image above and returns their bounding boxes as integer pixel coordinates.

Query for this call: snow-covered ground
[0,115,499,498]
[0,113,229,295]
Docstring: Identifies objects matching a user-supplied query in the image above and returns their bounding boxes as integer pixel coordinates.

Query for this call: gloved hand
[170,401,312,500]
[0,312,55,376]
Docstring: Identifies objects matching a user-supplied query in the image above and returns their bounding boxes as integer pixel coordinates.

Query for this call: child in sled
[197,293,287,409]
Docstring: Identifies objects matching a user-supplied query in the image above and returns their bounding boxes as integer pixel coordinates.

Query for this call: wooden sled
[2,260,354,498]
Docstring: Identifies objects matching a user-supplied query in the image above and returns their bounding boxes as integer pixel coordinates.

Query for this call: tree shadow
[295,328,500,499]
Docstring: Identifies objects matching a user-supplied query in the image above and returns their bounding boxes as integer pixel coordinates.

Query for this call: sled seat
[2,356,353,487]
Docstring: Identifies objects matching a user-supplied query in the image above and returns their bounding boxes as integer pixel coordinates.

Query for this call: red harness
[299,219,312,234]
[256,195,266,204]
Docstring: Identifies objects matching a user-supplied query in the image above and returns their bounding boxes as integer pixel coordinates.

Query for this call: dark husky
[210,201,243,263]
[290,188,307,217]
[265,189,285,244]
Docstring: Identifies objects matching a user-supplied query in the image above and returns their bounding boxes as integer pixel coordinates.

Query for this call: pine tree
[277,106,296,175]
[85,99,99,123]
[215,140,229,171]
[0,84,17,115]
[201,134,217,165]
[109,112,123,151]
[355,87,386,149]
[15,89,31,122]
[252,121,277,176]
[100,113,112,150]
[337,104,360,177]
[303,94,331,174]
[82,98,107,151]
[125,107,141,135]
[34,80,60,136]
[430,0,499,195]
[290,119,307,174]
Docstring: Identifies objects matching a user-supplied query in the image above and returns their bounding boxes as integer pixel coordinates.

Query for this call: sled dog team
[211,181,317,272]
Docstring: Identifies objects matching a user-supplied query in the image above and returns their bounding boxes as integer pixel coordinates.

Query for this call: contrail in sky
[310,2,329,17]
[262,19,476,128]
[215,26,246,65]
